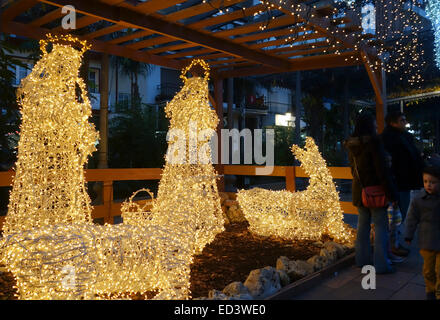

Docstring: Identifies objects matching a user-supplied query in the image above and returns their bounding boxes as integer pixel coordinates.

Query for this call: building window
[116,93,131,112]
[10,63,31,86]
[88,68,100,93]
[118,93,130,104]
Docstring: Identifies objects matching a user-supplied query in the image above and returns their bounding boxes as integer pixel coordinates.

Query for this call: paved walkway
[293,224,426,300]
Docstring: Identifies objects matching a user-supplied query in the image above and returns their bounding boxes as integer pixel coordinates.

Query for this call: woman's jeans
[398,191,411,221]
[355,206,392,273]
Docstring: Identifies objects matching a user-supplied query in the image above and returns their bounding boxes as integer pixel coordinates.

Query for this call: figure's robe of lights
[123,59,225,255]
[0,35,192,300]
[3,36,98,236]
[237,137,350,242]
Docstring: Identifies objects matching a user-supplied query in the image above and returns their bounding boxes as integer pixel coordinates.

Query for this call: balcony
[155,82,181,102]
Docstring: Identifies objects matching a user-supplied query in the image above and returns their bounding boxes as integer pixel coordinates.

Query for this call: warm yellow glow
[0,36,205,300]
[123,59,225,255]
[237,137,351,242]
[3,34,97,235]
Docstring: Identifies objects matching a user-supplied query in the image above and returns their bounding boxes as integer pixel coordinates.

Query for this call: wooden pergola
[0,0,386,123]
[0,0,387,226]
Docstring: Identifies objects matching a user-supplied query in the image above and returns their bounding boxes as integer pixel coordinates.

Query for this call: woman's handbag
[361,185,387,208]
[353,157,388,208]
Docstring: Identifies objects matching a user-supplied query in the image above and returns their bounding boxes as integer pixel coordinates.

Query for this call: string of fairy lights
[200,0,429,86]
[258,0,427,85]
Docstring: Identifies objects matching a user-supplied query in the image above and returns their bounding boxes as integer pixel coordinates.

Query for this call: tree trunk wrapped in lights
[3,35,98,236]
[132,59,225,255]
[237,137,351,242]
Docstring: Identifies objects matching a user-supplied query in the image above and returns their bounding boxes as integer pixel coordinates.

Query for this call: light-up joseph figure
[146,59,225,255]
[3,34,98,236]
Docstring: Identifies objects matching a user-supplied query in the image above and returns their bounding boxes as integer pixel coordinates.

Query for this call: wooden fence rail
[0,165,356,231]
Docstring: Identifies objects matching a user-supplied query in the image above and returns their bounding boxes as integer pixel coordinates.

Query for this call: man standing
[381,111,425,257]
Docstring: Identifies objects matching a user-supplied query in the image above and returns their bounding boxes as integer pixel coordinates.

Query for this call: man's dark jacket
[344,135,398,207]
[380,125,424,191]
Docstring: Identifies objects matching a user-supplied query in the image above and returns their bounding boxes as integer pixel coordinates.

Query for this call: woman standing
[344,113,398,274]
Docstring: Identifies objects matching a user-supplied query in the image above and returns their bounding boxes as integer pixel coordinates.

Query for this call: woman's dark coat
[344,135,399,207]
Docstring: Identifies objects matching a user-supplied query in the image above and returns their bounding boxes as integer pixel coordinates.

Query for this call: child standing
[404,166,440,300]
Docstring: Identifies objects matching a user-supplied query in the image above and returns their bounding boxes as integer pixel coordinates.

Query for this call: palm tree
[118,57,151,108]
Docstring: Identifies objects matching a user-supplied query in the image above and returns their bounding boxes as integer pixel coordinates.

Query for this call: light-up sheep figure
[0,35,192,300]
[237,137,350,242]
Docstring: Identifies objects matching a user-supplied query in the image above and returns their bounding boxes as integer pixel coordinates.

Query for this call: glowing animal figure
[237,137,350,241]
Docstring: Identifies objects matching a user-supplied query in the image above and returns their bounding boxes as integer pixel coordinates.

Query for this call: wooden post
[214,77,225,191]
[294,71,301,146]
[98,53,109,169]
[285,166,296,192]
[376,100,385,134]
[362,52,385,134]
[103,181,113,224]
[376,66,386,134]
[227,77,233,130]
[100,53,112,223]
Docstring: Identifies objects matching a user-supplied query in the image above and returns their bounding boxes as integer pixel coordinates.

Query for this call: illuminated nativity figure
[122,59,225,255]
[237,137,351,242]
[0,35,193,300]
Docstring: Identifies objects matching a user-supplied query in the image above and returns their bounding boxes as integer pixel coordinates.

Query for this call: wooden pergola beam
[146,42,195,54]
[28,7,63,27]
[141,2,269,49]
[126,34,175,50]
[360,50,383,106]
[267,40,330,55]
[108,29,152,44]
[118,0,187,13]
[234,25,311,44]
[189,2,266,30]
[215,51,363,78]
[265,0,378,58]
[214,14,294,38]
[142,21,320,56]
[0,0,38,23]
[52,15,100,32]
[125,12,300,53]
[279,45,344,58]
[360,50,385,132]
[1,21,185,70]
[249,31,324,49]
[165,48,213,59]
[125,0,245,50]
[84,24,125,40]
[183,31,326,60]
[162,0,244,23]
[38,0,293,71]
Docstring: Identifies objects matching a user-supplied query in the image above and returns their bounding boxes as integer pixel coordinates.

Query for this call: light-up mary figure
[147,59,225,255]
